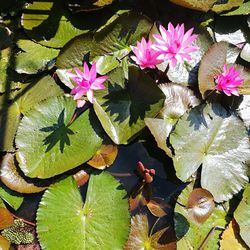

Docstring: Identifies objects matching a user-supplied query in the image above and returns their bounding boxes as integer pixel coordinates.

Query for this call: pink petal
[83,62,90,81]
[77,99,86,108]
[89,62,97,83]
[91,76,108,90]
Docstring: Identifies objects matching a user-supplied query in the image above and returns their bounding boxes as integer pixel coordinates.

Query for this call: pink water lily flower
[68,62,108,107]
[130,37,163,69]
[152,23,199,68]
[214,64,243,96]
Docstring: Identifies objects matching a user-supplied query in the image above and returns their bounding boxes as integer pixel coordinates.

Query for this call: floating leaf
[0,154,47,193]
[37,172,130,249]
[0,235,10,250]
[198,42,240,98]
[125,214,175,250]
[220,220,248,250]
[170,103,250,202]
[16,96,103,178]
[175,183,226,250]
[240,43,250,63]
[234,184,250,247]
[145,83,199,157]
[237,95,250,131]
[68,0,114,12]
[87,144,118,169]
[0,207,14,230]
[94,66,165,144]
[21,0,104,48]
[15,38,59,74]
[222,1,250,16]
[0,184,23,210]
[212,0,244,13]
[170,0,216,12]
[167,28,213,85]
[186,188,215,224]
[0,75,63,152]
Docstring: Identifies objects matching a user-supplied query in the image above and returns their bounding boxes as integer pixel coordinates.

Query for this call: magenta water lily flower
[130,37,163,69]
[68,62,108,107]
[214,64,243,96]
[152,23,199,68]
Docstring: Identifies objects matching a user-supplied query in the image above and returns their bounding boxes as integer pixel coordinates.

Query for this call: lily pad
[0,235,10,250]
[222,1,250,16]
[56,12,152,79]
[170,103,250,202]
[167,28,213,86]
[212,0,244,13]
[125,214,175,250]
[21,0,103,48]
[234,184,250,247]
[16,96,103,178]
[198,42,241,98]
[0,184,23,210]
[175,183,226,250]
[169,0,216,12]
[94,66,165,144]
[0,75,63,152]
[37,172,130,249]
[15,38,59,74]
[0,154,47,193]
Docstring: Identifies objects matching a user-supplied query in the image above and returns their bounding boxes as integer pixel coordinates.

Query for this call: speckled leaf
[37,172,130,250]
[94,66,165,144]
[222,1,250,15]
[170,103,250,202]
[212,0,244,13]
[16,96,103,178]
[175,183,226,250]
[234,184,250,247]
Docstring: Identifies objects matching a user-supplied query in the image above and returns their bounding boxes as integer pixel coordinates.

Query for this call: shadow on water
[40,109,74,153]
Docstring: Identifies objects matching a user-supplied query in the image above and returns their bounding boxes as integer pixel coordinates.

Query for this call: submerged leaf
[0,154,47,193]
[37,172,130,250]
[170,103,250,202]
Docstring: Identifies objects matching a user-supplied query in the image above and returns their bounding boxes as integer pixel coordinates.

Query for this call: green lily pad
[21,0,103,48]
[37,172,130,249]
[16,96,103,178]
[0,183,23,210]
[234,184,250,247]
[0,75,63,152]
[212,0,244,13]
[175,183,226,249]
[94,66,165,144]
[222,1,250,16]
[237,95,250,132]
[56,12,152,81]
[15,38,59,74]
[170,103,250,202]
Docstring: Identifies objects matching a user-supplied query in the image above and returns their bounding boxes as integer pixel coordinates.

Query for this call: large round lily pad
[37,172,130,249]
[170,103,250,202]
[94,66,165,144]
[16,96,103,178]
